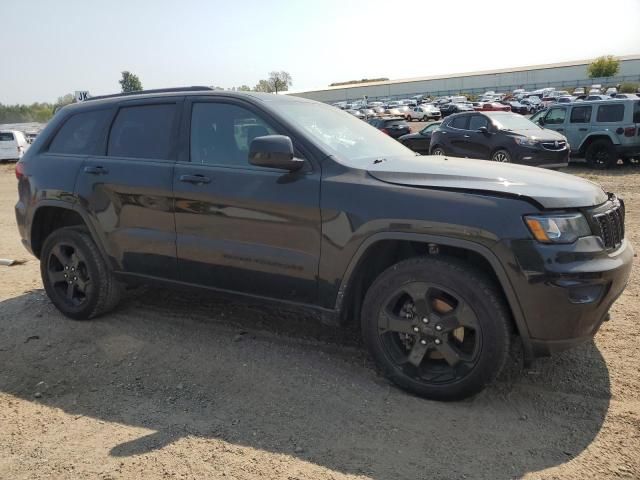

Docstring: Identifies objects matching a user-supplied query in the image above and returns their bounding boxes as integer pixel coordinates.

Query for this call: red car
[474,102,511,112]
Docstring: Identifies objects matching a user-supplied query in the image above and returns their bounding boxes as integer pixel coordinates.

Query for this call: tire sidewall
[40,229,103,320]
[586,140,615,169]
[492,149,511,163]
[361,258,509,401]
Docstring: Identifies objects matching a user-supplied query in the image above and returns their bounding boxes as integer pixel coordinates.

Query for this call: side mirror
[249,135,304,171]
[478,126,489,135]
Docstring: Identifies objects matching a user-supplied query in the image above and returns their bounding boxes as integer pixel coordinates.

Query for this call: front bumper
[514,145,569,168]
[496,236,634,357]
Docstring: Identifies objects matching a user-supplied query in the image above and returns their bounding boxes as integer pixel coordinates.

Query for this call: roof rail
[85,86,214,102]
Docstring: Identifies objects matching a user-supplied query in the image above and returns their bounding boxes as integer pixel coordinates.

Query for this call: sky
[2,0,640,104]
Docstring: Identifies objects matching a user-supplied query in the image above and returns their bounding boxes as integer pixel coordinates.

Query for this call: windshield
[489,113,541,131]
[270,101,414,166]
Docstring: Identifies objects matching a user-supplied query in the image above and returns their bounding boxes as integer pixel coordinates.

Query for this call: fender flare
[335,232,533,358]
[578,131,620,152]
[30,200,114,269]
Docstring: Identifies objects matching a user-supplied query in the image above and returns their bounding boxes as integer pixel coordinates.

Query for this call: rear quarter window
[596,104,625,123]
[0,132,15,141]
[48,110,111,155]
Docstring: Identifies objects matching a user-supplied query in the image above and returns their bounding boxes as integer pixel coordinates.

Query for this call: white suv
[405,105,441,121]
[0,130,29,162]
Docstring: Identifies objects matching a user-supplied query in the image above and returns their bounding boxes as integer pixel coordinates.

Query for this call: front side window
[108,104,177,160]
[570,106,592,123]
[544,108,567,125]
[48,110,110,155]
[190,102,277,167]
[596,104,625,122]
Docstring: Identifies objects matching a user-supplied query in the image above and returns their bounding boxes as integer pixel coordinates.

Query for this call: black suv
[15,88,633,401]
[366,117,411,139]
[430,111,569,168]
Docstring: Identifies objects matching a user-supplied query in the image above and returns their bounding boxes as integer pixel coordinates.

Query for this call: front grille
[541,140,567,151]
[592,199,625,249]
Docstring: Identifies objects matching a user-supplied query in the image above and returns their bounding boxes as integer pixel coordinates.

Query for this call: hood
[367,154,607,209]
[507,128,565,141]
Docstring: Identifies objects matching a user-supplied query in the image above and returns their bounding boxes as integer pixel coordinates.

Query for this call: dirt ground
[0,161,638,480]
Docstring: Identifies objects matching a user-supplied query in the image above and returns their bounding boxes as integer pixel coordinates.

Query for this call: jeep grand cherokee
[15,88,633,401]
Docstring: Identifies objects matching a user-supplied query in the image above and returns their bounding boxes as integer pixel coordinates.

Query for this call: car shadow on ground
[0,289,611,479]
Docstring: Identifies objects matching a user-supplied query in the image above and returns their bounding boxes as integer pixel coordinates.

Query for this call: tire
[491,149,511,163]
[422,116,428,121]
[585,139,616,169]
[431,146,445,156]
[361,256,511,401]
[40,227,122,320]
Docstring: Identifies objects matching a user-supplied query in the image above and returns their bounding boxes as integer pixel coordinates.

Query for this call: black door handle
[179,174,211,184]
[579,128,588,131]
[556,128,565,132]
[84,166,108,175]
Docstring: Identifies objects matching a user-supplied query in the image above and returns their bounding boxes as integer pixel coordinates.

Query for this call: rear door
[446,115,469,156]
[172,97,321,303]
[75,98,181,279]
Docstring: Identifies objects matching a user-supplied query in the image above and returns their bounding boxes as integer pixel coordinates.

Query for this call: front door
[173,98,321,304]
[564,105,593,153]
[75,99,181,279]
[463,115,492,159]
[542,107,568,136]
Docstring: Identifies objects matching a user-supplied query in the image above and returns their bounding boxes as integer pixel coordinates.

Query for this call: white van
[0,130,29,162]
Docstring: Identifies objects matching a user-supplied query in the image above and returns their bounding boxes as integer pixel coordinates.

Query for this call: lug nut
[68,281,73,285]
[64,274,68,278]
[422,317,429,324]
[420,339,427,345]
[434,339,441,345]
[436,325,442,331]
[65,266,69,270]
[73,277,77,281]
[71,267,75,271]
[413,326,420,333]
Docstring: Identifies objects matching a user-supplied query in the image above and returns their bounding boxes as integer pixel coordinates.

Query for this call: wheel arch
[30,201,111,266]
[336,232,532,357]
[578,133,618,156]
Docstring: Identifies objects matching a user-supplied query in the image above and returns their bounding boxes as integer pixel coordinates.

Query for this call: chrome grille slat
[541,141,567,151]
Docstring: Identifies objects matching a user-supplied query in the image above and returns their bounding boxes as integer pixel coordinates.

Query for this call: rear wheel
[431,146,445,156]
[586,139,616,169]
[491,149,511,163]
[361,257,510,401]
[40,227,122,320]
[422,116,428,121]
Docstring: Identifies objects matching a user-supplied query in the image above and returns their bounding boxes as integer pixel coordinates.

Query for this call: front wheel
[492,149,511,163]
[431,146,446,156]
[361,257,511,401]
[41,227,122,320]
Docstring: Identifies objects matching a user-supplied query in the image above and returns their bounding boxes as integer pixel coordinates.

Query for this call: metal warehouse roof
[289,54,640,94]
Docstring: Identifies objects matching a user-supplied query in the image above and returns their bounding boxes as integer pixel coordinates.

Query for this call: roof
[288,54,640,95]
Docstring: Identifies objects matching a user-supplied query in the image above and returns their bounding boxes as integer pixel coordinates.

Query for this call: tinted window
[544,108,566,125]
[190,102,277,167]
[634,102,640,123]
[108,104,176,159]
[469,116,488,130]
[570,106,592,123]
[596,104,625,122]
[0,132,14,141]
[450,116,468,129]
[48,110,110,155]
[383,120,407,127]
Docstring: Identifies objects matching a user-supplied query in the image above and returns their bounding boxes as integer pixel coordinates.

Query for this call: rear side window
[48,110,111,155]
[385,120,407,127]
[0,132,15,141]
[450,116,468,129]
[570,106,592,123]
[469,115,488,130]
[596,104,624,122]
[634,102,640,123]
[108,104,177,160]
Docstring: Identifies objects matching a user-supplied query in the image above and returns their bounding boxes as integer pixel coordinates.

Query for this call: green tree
[254,79,274,93]
[237,85,251,91]
[619,82,639,93]
[587,56,619,79]
[268,71,292,94]
[119,71,143,93]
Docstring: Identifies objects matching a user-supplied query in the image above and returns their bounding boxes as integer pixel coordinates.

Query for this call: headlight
[514,137,538,147]
[524,213,592,243]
